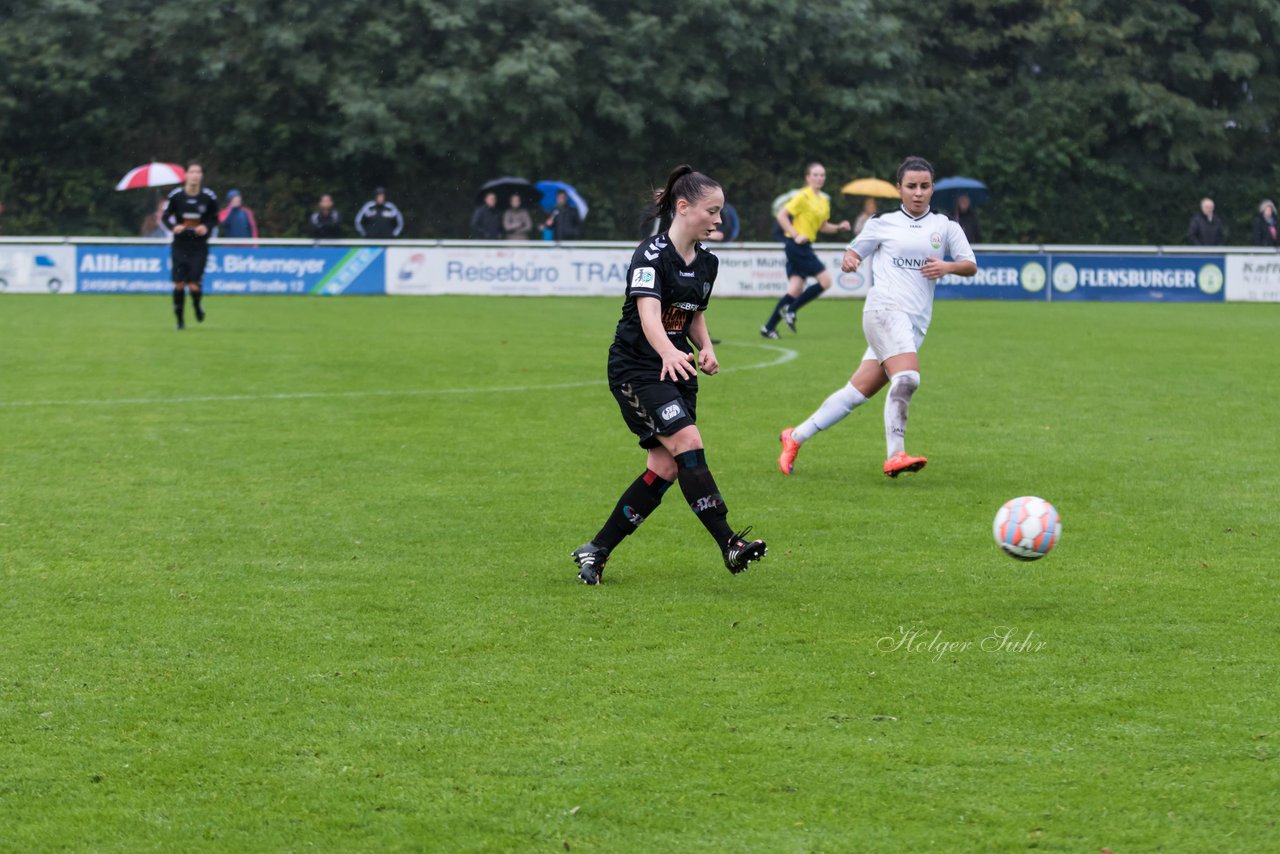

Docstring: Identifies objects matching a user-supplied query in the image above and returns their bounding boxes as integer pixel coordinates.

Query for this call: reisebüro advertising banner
[384,244,871,299]
[75,245,385,295]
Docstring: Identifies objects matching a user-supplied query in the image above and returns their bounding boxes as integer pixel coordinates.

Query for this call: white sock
[884,370,920,457]
[793,383,868,444]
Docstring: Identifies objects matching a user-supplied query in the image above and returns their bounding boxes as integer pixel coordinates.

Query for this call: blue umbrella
[933,176,990,209]
[536,180,589,220]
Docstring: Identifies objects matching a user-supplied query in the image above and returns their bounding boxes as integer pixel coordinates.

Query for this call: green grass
[2,294,1277,852]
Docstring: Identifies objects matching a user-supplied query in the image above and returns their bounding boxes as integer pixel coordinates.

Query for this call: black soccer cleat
[195,307,206,323]
[572,542,610,585]
[781,307,797,333]
[760,326,780,340]
[723,526,767,574]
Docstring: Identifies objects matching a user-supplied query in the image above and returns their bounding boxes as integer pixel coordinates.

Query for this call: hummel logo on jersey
[643,236,668,261]
[632,267,656,289]
[678,270,695,277]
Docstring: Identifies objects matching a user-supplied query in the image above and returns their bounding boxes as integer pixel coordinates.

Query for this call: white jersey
[848,207,975,329]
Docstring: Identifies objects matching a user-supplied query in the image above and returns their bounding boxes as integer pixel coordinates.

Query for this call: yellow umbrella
[841,178,899,198]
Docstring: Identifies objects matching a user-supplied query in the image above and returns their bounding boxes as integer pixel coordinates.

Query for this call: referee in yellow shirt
[761,162,851,338]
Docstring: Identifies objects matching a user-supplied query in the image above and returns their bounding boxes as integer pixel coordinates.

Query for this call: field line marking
[0,342,798,409]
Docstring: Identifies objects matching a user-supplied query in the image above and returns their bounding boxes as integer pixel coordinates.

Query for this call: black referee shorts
[610,378,699,449]
[172,241,209,284]
[784,239,825,279]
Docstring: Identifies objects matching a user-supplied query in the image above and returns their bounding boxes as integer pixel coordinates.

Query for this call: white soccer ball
[993,496,1061,561]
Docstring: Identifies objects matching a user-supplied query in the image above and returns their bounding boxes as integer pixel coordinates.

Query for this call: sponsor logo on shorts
[658,400,686,424]
[632,267,656,289]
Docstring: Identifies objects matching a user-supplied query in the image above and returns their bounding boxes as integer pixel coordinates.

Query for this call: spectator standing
[502,193,533,240]
[141,198,171,238]
[543,190,582,241]
[1250,200,1278,247]
[162,162,218,330]
[310,194,342,239]
[708,202,739,241]
[140,211,167,238]
[470,191,504,239]
[355,187,404,239]
[953,193,981,244]
[853,198,878,235]
[218,189,258,242]
[1187,197,1225,245]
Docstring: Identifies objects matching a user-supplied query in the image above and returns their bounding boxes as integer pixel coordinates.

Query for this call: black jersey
[163,187,219,243]
[609,232,718,379]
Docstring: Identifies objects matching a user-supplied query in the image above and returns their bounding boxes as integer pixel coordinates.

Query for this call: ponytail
[642,164,721,227]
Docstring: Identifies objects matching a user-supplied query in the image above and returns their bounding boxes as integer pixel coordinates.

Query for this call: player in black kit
[162,162,218,329]
[571,165,768,584]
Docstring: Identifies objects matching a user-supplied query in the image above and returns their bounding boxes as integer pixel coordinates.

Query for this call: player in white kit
[776,156,977,477]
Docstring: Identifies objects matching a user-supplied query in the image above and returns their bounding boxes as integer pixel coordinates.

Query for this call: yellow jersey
[783,187,831,242]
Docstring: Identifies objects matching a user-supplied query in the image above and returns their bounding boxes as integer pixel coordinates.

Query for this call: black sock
[593,469,673,551]
[172,287,185,324]
[791,282,826,312]
[191,287,203,317]
[763,294,793,331]
[675,449,734,544]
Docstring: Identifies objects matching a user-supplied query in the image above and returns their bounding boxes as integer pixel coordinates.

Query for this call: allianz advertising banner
[75,245,384,295]
[1048,255,1224,302]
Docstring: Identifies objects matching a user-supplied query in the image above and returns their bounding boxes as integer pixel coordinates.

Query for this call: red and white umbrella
[115,162,186,191]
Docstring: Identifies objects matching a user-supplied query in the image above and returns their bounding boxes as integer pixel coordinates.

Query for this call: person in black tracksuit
[162,163,219,330]
[570,165,768,585]
[354,187,404,239]
[309,194,343,239]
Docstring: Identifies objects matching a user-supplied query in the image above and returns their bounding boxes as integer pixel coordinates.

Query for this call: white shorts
[861,309,926,363]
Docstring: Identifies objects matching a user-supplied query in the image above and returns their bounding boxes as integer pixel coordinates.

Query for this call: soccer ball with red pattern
[993,496,1061,561]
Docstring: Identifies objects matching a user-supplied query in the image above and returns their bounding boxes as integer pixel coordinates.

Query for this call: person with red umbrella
[161,162,218,330]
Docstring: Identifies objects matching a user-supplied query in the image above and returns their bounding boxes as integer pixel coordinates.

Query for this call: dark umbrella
[932,176,990,210]
[478,176,539,208]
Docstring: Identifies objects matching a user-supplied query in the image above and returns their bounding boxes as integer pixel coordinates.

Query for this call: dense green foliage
[2,294,1278,849]
[2,0,1278,241]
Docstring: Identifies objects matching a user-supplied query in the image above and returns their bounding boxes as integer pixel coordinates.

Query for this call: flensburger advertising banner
[0,245,76,294]
[75,245,385,295]
[936,254,1048,300]
[1048,255,1224,302]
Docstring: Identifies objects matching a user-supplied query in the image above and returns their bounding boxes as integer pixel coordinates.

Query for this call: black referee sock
[190,286,204,319]
[675,449,734,544]
[593,468,673,551]
[172,287,185,325]
[764,294,794,332]
[791,282,825,312]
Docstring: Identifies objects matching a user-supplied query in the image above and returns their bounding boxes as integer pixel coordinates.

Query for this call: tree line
[1,0,1277,244]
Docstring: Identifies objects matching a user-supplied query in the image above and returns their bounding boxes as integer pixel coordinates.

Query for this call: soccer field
[2,294,1277,851]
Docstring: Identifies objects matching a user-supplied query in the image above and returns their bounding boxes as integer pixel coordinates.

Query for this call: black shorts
[610,378,699,449]
[172,241,209,284]
[784,239,825,279]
